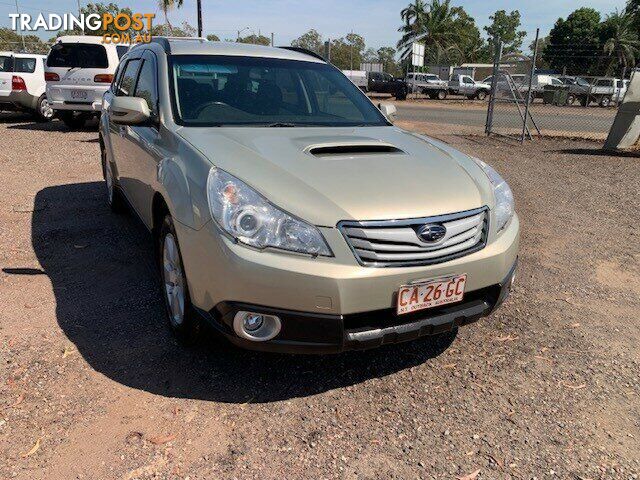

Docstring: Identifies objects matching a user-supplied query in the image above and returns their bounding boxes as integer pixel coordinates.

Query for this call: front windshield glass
[576,77,590,87]
[170,55,389,127]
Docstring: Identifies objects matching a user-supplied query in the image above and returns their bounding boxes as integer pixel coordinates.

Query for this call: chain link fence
[486,34,628,141]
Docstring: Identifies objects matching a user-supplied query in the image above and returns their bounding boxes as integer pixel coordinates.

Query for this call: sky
[0,0,629,51]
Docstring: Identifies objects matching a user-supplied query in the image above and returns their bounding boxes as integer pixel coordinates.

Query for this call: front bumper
[176,212,519,353]
[197,260,517,354]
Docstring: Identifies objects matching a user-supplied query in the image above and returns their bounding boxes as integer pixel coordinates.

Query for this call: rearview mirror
[110,96,150,125]
[378,102,397,122]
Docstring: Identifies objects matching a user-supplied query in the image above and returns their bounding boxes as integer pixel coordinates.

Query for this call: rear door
[0,54,13,99]
[46,42,110,105]
[13,56,43,97]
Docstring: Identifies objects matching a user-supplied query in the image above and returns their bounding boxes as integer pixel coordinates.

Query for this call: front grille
[338,207,489,267]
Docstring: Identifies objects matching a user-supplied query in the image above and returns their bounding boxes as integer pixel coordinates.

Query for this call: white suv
[0,52,52,121]
[45,36,128,128]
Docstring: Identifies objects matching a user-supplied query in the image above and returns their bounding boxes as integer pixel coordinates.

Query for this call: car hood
[177,126,493,226]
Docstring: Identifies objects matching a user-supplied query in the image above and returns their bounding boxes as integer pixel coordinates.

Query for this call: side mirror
[110,96,150,125]
[378,102,397,122]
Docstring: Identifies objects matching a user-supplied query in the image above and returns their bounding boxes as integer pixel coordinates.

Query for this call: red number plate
[397,274,467,315]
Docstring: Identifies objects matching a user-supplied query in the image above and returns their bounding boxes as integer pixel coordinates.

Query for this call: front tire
[599,96,612,108]
[159,215,200,343]
[475,90,487,101]
[395,86,408,101]
[437,89,447,100]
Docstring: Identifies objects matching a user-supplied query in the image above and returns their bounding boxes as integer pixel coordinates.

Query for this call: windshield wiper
[266,122,297,127]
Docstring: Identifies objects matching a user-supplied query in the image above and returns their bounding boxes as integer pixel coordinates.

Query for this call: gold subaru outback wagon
[99,37,519,353]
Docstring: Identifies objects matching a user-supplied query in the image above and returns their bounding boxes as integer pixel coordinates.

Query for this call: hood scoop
[306,143,404,158]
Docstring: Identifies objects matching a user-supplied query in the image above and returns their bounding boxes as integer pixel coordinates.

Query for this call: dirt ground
[1,112,639,480]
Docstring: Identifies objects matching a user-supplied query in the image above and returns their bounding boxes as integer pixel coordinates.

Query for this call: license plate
[71,89,87,99]
[397,274,467,315]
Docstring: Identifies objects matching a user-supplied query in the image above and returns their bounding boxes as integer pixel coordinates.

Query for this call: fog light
[233,311,281,342]
[243,314,263,332]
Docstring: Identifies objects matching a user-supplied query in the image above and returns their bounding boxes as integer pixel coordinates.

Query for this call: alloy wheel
[40,98,54,119]
[163,233,185,327]
[104,159,114,205]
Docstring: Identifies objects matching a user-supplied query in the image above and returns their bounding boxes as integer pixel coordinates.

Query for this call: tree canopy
[484,10,526,54]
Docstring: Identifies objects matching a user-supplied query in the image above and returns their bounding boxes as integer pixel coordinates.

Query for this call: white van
[45,36,128,128]
[0,52,52,121]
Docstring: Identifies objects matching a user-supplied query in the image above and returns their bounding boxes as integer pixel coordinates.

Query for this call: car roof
[13,53,46,58]
[153,38,325,63]
[55,35,113,45]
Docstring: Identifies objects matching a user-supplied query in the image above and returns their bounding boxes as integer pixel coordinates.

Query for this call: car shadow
[29,182,456,404]
[555,147,640,158]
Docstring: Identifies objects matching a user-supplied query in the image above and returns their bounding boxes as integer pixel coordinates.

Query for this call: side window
[14,57,36,73]
[451,74,459,82]
[463,76,474,84]
[383,73,393,82]
[111,64,124,93]
[134,55,159,116]
[117,59,141,97]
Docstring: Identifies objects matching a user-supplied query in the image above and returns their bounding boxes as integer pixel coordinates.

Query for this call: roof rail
[151,36,208,54]
[278,46,326,62]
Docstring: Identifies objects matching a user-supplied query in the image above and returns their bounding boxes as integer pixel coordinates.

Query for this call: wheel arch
[152,192,170,239]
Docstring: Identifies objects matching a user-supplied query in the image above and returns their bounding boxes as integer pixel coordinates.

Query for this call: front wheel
[566,94,576,106]
[159,215,200,343]
[395,86,408,101]
[475,90,487,101]
[599,96,612,108]
[437,90,447,100]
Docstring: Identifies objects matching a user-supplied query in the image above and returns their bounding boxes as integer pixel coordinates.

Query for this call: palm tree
[158,0,184,31]
[397,0,469,63]
[602,10,640,77]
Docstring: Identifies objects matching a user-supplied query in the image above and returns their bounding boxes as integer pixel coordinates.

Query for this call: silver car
[99,38,519,353]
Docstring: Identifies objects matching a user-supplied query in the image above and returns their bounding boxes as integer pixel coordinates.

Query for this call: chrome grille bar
[338,207,489,267]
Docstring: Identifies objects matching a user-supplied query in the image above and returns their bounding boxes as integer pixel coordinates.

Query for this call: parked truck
[448,74,491,100]
[405,72,448,99]
[342,70,408,100]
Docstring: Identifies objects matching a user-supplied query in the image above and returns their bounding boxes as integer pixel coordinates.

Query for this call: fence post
[485,40,503,135]
[521,28,540,143]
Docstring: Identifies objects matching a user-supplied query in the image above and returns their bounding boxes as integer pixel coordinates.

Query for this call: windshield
[47,43,108,69]
[575,77,590,87]
[170,55,389,127]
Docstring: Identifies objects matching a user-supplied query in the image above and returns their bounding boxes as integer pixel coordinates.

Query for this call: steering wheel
[193,101,230,119]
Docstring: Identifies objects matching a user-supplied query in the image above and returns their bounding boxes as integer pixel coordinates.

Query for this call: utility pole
[349,29,353,71]
[14,0,26,51]
[196,0,202,37]
[237,26,249,41]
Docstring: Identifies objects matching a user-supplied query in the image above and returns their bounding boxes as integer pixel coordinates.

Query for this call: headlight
[206,168,332,256]
[473,158,514,232]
